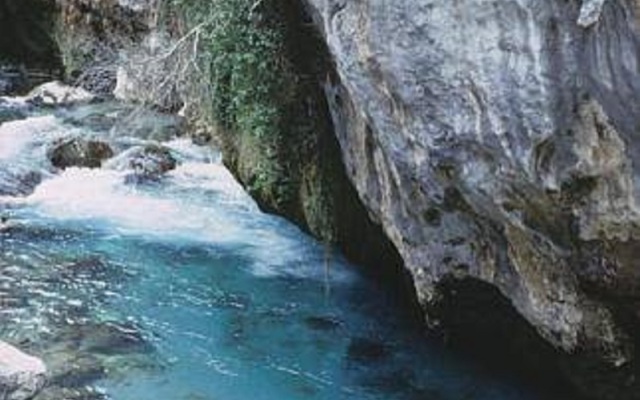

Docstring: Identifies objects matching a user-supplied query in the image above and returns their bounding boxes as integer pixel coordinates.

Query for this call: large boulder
[0,341,47,400]
[47,138,114,169]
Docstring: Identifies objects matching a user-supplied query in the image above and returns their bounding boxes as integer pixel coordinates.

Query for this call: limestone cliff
[302,0,640,398]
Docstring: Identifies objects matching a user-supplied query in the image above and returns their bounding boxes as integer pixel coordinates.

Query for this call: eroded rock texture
[55,0,153,92]
[302,0,640,398]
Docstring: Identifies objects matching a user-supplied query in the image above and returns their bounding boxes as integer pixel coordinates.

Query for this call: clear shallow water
[0,100,555,400]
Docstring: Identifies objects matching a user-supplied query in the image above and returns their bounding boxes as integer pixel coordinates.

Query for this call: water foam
[0,116,60,161]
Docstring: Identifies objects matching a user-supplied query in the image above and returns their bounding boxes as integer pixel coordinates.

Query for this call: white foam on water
[0,113,353,281]
[0,116,60,161]
[20,161,353,281]
[166,162,257,210]
[24,167,242,243]
[165,138,220,163]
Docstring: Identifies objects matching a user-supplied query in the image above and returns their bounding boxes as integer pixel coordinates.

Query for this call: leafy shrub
[169,0,293,140]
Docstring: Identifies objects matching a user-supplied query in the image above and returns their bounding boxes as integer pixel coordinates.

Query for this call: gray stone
[0,341,47,400]
[578,0,608,27]
[47,138,114,169]
[303,0,640,397]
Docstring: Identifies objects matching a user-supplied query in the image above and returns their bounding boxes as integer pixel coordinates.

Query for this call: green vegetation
[171,0,293,138]
[169,0,299,208]
[166,0,398,260]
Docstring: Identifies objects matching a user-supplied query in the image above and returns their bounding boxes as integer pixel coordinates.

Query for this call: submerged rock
[76,321,152,356]
[55,257,112,281]
[35,346,106,400]
[47,138,114,169]
[0,341,47,400]
[346,338,390,364]
[46,355,105,390]
[33,387,106,400]
[304,315,342,332]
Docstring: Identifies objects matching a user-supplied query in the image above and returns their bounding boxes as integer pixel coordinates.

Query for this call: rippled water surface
[0,99,556,399]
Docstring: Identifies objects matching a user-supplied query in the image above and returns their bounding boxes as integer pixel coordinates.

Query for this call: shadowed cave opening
[0,0,62,93]
[432,276,583,399]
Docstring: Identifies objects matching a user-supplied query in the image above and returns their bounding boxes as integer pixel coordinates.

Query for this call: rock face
[56,0,152,93]
[302,0,640,398]
[0,341,47,400]
[48,138,114,169]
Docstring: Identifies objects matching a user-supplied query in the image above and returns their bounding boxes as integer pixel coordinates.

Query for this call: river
[0,94,561,400]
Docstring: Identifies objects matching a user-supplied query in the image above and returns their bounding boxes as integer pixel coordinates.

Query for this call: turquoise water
[0,100,556,400]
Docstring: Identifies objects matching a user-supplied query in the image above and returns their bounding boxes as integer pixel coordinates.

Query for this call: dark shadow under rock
[431,276,583,399]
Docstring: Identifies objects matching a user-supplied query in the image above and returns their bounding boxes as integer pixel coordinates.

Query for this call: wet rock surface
[106,144,178,183]
[26,82,96,107]
[303,0,640,397]
[0,341,47,400]
[47,138,114,169]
